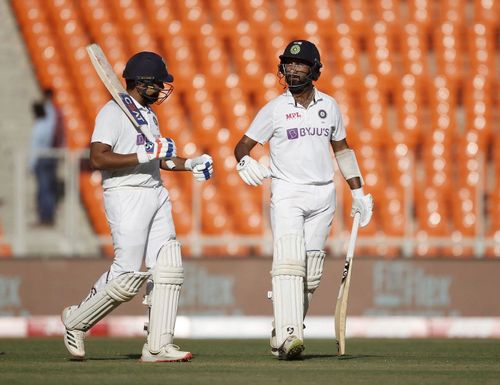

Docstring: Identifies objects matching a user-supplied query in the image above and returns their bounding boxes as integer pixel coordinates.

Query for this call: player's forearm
[234,138,254,162]
[90,151,142,170]
[346,177,362,190]
[160,157,189,171]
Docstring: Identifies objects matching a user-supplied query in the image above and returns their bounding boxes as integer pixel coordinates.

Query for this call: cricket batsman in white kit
[234,40,373,359]
[61,51,213,362]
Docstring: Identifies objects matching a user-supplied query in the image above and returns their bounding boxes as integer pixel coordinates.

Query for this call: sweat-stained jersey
[245,88,346,185]
[91,97,163,190]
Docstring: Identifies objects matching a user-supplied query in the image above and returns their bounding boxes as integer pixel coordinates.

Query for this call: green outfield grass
[0,338,499,385]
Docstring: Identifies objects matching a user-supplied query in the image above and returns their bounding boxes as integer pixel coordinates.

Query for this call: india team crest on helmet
[290,44,301,54]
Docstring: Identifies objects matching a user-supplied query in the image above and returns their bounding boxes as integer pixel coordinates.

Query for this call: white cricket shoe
[279,336,305,360]
[141,343,192,362]
[61,306,86,359]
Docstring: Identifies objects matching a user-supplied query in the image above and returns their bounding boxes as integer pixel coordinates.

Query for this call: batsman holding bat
[61,51,213,362]
[234,40,373,360]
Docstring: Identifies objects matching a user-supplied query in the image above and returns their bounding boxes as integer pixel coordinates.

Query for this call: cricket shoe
[141,343,192,362]
[61,306,86,359]
[278,336,305,360]
[270,323,306,357]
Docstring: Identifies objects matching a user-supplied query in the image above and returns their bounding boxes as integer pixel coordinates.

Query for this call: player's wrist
[184,158,193,170]
[351,187,364,199]
[137,150,150,164]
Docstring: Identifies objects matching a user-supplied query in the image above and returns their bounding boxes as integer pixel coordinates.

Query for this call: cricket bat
[334,211,361,356]
[86,43,155,143]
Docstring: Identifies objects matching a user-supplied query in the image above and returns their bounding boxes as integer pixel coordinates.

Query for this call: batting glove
[185,154,214,181]
[137,137,176,164]
[236,155,271,186]
[351,188,374,227]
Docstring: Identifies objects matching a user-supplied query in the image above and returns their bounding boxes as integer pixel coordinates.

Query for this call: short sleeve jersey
[245,88,346,185]
[91,97,163,189]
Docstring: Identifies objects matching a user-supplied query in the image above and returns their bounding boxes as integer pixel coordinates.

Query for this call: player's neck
[128,88,149,107]
[290,85,315,109]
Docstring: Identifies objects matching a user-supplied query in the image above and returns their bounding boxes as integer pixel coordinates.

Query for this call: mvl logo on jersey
[286,112,302,120]
[119,93,148,126]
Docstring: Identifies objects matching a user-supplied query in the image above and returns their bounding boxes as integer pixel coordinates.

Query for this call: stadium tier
[10,0,499,258]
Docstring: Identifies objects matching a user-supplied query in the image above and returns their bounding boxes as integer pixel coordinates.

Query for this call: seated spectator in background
[29,99,57,225]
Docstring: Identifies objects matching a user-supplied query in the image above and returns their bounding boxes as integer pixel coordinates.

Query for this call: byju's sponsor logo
[287,128,299,140]
[136,133,146,145]
[287,127,330,140]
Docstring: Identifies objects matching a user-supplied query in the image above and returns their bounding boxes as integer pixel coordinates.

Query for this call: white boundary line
[2,316,500,338]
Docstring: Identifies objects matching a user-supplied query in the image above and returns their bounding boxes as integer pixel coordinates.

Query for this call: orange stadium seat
[394,74,424,147]
[176,0,209,33]
[275,0,308,36]
[12,0,90,149]
[241,0,273,33]
[331,23,362,89]
[473,0,499,26]
[400,23,430,83]
[467,23,496,79]
[433,22,463,83]
[219,74,253,144]
[184,74,222,147]
[144,0,178,40]
[230,21,266,89]
[373,0,402,37]
[110,0,158,53]
[359,75,389,144]
[407,0,432,33]
[341,0,371,39]
[160,22,197,86]
[365,22,397,87]
[46,0,109,122]
[79,0,129,72]
[208,0,241,35]
[195,24,232,88]
[308,0,338,32]
[438,0,466,28]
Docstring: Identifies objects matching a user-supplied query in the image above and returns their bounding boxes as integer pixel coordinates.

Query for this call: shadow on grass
[302,354,381,361]
[77,353,142,361]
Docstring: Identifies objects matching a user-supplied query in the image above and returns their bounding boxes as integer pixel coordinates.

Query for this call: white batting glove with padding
[236,155,271,186]
[351,188,373,227]
[137,137,176,164]
[185,154,213,181]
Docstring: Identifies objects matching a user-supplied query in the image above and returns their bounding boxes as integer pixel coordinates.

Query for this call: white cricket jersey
[91,97,163,190]
[245,88,346,185]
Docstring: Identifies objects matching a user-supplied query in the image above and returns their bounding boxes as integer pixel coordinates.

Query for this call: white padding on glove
[185,154,213,181]
[236,155,271,186]
[137,137,176,164]
[351,188,373,227]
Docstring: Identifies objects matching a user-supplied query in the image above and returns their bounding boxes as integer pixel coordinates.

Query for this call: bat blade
[334,212,361,356]
[86,44,155,143]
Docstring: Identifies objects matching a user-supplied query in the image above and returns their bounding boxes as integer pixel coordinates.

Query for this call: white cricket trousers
[270,179,336,251]
[92,185,176,290]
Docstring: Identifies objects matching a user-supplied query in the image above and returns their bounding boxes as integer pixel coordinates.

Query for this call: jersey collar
[130,94,152,113]
[285,87,323,108]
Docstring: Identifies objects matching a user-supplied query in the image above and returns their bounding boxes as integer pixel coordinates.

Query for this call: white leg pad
[304,250,326,317]
[271,234,306,345]
[148,240,184,354]
[63,271,150,331]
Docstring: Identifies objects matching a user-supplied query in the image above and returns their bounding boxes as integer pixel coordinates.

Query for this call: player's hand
[351,191,373,227]
[236,155,271,186]
[137,137,176,163]
[185,154,213,181]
